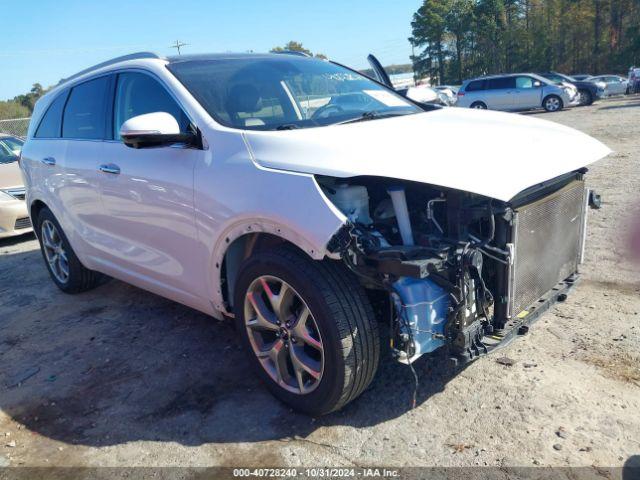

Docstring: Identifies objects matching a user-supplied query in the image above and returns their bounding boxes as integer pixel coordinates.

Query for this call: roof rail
[57,52,163,87]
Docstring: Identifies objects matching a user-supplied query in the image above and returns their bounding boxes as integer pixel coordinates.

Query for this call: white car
[21,52,610,415]
[0,135,32,239]
[587,75,629,96]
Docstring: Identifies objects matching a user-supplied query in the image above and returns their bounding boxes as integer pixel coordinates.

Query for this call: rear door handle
[99,164,120,175]
[41,157,56,166]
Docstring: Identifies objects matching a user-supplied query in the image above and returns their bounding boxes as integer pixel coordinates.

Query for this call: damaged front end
[320,172,597,365]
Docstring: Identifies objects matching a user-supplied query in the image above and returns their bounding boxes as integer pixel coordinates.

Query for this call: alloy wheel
[41,219,69,284]
[244,275,324,394]
[545,97,560,111]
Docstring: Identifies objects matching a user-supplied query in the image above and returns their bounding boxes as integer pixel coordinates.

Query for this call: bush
[0,101,30,121]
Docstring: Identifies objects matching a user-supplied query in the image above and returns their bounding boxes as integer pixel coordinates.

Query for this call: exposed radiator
[509,180,587,316]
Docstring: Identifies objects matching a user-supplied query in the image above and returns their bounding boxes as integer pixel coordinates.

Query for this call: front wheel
[578,89,593,106]
[234,247,380,415]
[543,95,563,112]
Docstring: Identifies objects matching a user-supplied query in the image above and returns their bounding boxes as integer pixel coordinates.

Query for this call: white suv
[21,52,610,415]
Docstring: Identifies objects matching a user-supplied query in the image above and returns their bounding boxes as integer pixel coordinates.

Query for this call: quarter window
[35,91,68,138]
[62,77,109,140]
[113,72,190,139]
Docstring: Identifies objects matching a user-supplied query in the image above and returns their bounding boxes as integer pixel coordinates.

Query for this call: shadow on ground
[597,100,640,111]
[0,239,458,448]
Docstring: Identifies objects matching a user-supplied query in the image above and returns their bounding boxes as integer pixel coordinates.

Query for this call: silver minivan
[456,73,576,112]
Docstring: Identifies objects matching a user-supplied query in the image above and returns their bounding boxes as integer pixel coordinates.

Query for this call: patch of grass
[586,351,640,386]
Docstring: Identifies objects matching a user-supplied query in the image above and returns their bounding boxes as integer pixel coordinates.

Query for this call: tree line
[410,0,640,85]
[0,83,49,120]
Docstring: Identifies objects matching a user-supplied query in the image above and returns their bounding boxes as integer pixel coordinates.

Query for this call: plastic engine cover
[392,277,450,363]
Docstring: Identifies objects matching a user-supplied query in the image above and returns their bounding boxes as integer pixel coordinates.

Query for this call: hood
[244,108,611,202]
[572,79,599,89]
[0,161,24,190]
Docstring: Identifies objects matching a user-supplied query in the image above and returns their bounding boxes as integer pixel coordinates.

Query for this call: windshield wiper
[275,123,301,130]
[336,110,410,125]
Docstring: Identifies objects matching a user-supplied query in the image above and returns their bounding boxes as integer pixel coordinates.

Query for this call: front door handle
[41,157,56,166]
[99,164,120,175]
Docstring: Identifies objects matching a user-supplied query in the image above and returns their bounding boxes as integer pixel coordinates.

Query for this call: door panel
[486,77,517,110]
[96,71,206,303]
[55,75,112,263]
[514,76,541,109]
[57,140,107,260]
[98,143,205,300]
[610,78,624,95]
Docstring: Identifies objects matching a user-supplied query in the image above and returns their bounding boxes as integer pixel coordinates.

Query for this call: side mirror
[120,112,197,149]
[533,81,542,88]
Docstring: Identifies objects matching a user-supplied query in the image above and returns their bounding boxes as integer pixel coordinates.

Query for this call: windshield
[167,56,421,130]
[0,136,23,164]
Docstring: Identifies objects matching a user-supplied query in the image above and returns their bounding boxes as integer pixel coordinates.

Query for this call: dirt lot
[1,96,639,470]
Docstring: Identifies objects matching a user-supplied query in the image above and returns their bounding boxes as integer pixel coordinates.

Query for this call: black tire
[578,89,593,106]
[36,207,103,294]
[542,95,563,112]
[233,247,380,415]
[470,101,487,110]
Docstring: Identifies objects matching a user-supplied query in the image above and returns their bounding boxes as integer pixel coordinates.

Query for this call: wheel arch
[470,100,488,109]
[29,199,48,233]
[211,220,342,316]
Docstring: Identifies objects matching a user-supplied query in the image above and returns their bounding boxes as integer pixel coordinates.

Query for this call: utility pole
[170,40,188,55]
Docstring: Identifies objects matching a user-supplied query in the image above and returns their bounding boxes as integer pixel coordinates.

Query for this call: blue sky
[2,0,421,100]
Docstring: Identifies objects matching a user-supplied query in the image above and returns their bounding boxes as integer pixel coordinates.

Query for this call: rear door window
[113,72,190,139]
[487,77,516,90]
[62,76,110,140]
[35,91,69,138]
[465,80,485,92]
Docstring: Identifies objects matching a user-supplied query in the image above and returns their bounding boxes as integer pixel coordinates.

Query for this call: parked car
[628,67,640,94]
[572,74,592,81]
[537,71,605,105]
[456,73,576,112]
[587,75,629,96]
[433,85,458,105]
[0,135,32,239]
[21,52,610,415]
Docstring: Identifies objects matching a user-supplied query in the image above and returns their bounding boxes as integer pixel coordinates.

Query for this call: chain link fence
[0,118,31,138]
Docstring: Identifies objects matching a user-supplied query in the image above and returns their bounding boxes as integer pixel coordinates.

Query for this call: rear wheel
[234,247,380,415]
[36,208,103,293]
[470,101,487,110]
[543,95,563,112]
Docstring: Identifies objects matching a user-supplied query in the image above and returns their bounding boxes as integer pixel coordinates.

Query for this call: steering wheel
[311,103,345,119]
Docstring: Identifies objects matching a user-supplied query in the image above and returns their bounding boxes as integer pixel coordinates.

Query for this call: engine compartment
[318,172,589,365]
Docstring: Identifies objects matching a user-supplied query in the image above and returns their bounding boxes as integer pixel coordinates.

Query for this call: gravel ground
[0,96,639,470]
